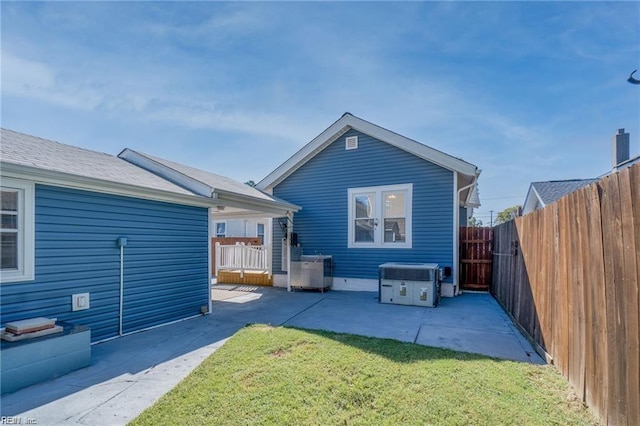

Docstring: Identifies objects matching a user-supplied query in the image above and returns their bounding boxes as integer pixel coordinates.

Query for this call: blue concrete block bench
[1,322,91,394]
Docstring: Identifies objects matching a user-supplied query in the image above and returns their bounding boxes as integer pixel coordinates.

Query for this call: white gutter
[214,189,300,216]
[0,163,215,208]
[453,170,481,293]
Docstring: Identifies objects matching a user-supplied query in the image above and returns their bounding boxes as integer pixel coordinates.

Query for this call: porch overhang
[209,189,300,219]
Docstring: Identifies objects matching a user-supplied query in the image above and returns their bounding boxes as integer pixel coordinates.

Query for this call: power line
[480,196,523,200]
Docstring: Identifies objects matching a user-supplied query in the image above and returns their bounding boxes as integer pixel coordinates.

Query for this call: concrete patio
[1,287,543,425]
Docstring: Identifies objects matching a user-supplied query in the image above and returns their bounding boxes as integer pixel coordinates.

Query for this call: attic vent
[345,136,358,150]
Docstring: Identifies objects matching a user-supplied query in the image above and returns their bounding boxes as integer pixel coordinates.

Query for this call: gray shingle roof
[125,150,277,202]
[532,179,598,205]
[0,128,195,196]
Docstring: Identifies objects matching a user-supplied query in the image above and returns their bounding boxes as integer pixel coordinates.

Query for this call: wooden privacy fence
[459,227,493,291]
[492,163,639,426]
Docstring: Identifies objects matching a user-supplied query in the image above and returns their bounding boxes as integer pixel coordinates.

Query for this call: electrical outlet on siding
[72,293,90,311]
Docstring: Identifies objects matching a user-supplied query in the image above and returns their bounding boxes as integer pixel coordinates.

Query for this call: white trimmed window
[347,183,412,248]
[214,221,227,238]
[256,222,265,242]
[1,178,35,283]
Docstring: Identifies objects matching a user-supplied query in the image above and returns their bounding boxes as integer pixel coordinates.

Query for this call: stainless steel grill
[291,255,333,292]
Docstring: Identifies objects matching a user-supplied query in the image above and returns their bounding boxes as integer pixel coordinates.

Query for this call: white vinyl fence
[214,242,271,278]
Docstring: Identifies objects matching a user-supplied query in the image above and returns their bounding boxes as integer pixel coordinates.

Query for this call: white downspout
[454,171,480,295]
[286,211,293,292]
[117,237,127,336]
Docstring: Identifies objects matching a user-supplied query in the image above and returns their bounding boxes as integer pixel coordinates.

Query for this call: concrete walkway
[1,287,543,425]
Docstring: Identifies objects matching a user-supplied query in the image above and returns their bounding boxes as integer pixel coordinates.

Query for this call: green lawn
[131,325,597,425]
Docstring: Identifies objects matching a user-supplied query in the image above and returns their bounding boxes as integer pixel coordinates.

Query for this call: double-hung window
[348,183,412,248]
[1,178,35,282]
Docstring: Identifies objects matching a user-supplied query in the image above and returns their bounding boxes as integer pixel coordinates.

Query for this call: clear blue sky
[2,1,639,224]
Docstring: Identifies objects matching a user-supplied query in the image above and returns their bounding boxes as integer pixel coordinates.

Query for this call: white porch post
[286,211,293,292]
[214,242,221,277]
[208,211,213,314]
[267,243,272,279]
[452,172,459,292]
[240,242,245,278]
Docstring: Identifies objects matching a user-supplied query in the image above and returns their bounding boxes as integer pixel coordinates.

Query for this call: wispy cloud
[1,1,638,217]
[2,52,103,110]
[2,45,314,143]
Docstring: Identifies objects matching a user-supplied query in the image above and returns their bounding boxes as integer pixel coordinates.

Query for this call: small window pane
[0,191,18,211]
[383,191,405,218]
[384,218,406,243]
[355,195,374,219]
[355,219,375,242]
[1,233,18,269]
[383,191,406,243]
[1,213,18,229]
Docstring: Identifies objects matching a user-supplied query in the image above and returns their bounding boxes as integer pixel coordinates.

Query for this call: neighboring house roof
[1,128,298,216]
[257,113,480,193]
[611,154,640,173]
[522,179,597,214]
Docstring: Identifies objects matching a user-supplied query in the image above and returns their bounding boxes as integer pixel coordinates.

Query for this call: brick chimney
[612,128,630,169]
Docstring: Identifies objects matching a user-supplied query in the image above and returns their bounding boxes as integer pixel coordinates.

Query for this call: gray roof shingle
[125,150,277,202]
[1,128,197,196]
[532,179,598,205]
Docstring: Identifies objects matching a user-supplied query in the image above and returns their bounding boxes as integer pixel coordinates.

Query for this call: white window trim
[1,178,35,283]
[213,220,227,238]
[347,183,412,249]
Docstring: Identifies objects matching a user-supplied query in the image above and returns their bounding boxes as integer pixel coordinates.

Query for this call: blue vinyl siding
[272,129,454,280]
[0,185,209,342]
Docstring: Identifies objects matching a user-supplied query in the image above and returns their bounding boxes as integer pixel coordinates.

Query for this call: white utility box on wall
[72,293,90,311]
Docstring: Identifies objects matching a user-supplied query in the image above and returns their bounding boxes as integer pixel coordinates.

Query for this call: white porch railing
[215,242,271,278]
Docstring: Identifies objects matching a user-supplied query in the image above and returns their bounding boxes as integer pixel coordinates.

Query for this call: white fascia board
[257,113,478,190]
[214,189,301,216]
[532,186,545,207]
[211,211,280,220]
[257,119,351,190]
[522,184,544,214]
[462,170,482,208]
[118,149,213,197]
[346,115,478,177]
[1,163,215,208]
